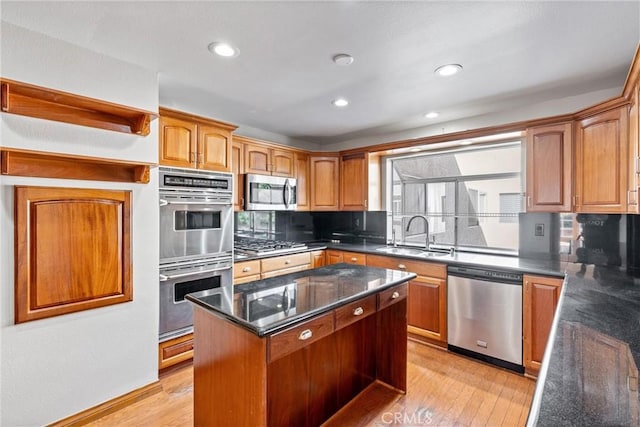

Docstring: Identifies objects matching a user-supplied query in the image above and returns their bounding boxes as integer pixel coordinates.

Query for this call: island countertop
[186,263,417,337]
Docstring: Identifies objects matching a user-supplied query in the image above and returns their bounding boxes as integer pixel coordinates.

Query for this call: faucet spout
[406,215,430,250]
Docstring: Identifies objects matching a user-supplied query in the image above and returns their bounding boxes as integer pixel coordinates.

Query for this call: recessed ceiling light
[208,42,239,58]
[434,64,463,77]
[332,53,354,66]
[332,98,349,107]
[424,112,439,119]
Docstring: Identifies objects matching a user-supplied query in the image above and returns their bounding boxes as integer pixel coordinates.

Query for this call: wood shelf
[0,78,156,136]
[1,148,152,184]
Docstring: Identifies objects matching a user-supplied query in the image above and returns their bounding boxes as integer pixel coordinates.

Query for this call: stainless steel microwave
[245,174,296,211]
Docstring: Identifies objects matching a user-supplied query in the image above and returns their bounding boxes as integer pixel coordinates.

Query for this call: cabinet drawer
[366,254,446,279]
[342,251,367,265]
[260,264,309,279]
[158,333,194,370]
[378,283,407,311]
[335,294,377,331]
[234,260,261,279]
[261,252,311,273]
[269,311,334,362]
[234,274,261,285]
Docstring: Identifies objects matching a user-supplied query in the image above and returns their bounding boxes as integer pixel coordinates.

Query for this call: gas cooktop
[234,238,308,256]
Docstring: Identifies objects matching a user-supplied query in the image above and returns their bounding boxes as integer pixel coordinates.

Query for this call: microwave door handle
[283,286,291,313]
[283,179,290,209]
[160,265,232,281]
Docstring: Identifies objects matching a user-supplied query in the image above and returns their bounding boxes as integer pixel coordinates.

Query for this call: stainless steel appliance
[245,282,296,327]
[447,265,524,373]
[159,257,233,341]
[159,167,234,341]
[159,167,233,263]
[245,174,296,211]
[234,237,307,257]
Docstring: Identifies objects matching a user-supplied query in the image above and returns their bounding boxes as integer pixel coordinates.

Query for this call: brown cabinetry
[366,254,447,346]
[575,107,629,212]
[526,122,573,212]
[325,249,366,266]
[340,153,368,211]
[231,140,245,211]
[159,108,236,172]
[159,334,194,370]
[295,152,311,211]
[310,156,340,210]
[243,139,294,177]
[233,260,261,285]
[629,83,640,213]
[523,274,563,377]
[311,250,326,268]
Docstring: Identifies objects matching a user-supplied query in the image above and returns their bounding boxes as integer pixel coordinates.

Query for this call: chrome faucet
[406,215,430,250]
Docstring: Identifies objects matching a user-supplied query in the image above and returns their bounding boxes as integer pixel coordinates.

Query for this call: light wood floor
[88,341,535,426]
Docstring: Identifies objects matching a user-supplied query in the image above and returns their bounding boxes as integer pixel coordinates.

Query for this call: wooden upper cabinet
[575,107,629,213]
[159,115,196,168]
[232,140,245,211]
[310,156,340,210]
[198,123,232,172]
[523,274,563,377]
[159,108,237,172]
[628,84,640,213]
[294,152,310,211]
[340,153,368,211]
[243,141,294,177]
[525,123,573,212]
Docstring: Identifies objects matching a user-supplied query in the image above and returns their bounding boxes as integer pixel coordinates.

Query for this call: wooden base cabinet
[158,334,194,370]
[523,274,563,377]
[191,282,407,427]
[366,255,447,347]
[325,249,366,266]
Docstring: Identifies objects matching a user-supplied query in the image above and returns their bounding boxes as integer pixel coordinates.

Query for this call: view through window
[386,141,522,253]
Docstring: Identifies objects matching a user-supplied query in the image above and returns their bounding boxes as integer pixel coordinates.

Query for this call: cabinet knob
[285,260,291,265]
[350,257,358,262]
[391,291,400,299]
[398,264,406,269]
[298,329,313,341]
[353,307,364,316]
[242,267,251,272]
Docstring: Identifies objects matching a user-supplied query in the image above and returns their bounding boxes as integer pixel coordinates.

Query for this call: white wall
[0,22,159,426]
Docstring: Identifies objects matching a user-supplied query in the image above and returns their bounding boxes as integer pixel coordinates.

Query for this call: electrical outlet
[535,223,545,237]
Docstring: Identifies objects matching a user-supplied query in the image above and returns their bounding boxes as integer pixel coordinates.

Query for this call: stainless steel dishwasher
[447,265,524,373]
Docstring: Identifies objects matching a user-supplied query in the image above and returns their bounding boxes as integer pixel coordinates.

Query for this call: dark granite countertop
[528,263,640,426]
[186,263,416,337]
[234,241,566,278]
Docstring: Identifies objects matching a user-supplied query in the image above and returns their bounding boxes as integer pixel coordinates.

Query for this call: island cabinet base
[191,283,408,427]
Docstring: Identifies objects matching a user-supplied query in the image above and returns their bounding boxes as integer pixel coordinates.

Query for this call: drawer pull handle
[285,260,291,265]
[242,267,251,272]
[351,257,358,262]
[398,264,406,269]
[391,291,400,299]
[298,329,313,341]
[353,307,364,316]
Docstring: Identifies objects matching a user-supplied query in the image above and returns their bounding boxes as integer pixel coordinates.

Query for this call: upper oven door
[245,174,296,211]
[159,193,233,263]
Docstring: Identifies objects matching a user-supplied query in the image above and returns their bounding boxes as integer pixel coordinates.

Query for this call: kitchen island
[186,263,416,427]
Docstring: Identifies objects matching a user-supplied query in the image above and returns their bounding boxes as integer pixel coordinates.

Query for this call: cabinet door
[159,115,196,168]
[575,107,629,212]
[629,84,639,213]
[340,153,368,211]
[198,124,231,172]
[295,152,310,211]
[271,149,294,177]
[159,333,194,370]
[341,251,366,265]
[523,274,563,376]
[244,144,271,175]
[311,250,326,268]
[310,156,340,210]
[526,123,573,212]
[232,140,244,211]
[325,250,344,265]
[407,276,447,344]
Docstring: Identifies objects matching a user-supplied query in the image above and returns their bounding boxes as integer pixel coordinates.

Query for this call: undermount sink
[375,246,450,257]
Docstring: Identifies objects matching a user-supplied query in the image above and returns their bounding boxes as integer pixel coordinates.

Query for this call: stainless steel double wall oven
[159,167,234,342]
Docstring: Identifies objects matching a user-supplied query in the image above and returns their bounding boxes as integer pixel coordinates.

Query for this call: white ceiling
[2,1,639,145]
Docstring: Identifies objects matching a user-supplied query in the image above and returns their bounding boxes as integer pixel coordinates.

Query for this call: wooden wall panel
[14,186,132,323]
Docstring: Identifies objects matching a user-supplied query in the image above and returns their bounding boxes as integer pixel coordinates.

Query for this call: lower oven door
[159,193,233,263]
[159,260,232,341]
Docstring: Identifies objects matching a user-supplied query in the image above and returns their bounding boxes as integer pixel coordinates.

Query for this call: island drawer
[378,283,407,311]
[268,310,334,362]
[261,252,311,273]
[234,260,261,280]
[335,294,377,331]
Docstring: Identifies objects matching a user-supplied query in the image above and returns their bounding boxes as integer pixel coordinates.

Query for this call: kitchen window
[385,139,523,253]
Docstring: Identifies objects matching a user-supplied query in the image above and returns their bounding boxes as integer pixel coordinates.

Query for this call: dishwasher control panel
[447,265,523,284]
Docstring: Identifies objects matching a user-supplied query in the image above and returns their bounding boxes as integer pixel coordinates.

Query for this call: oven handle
[159,265,232,281]
[159,199,232,206]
